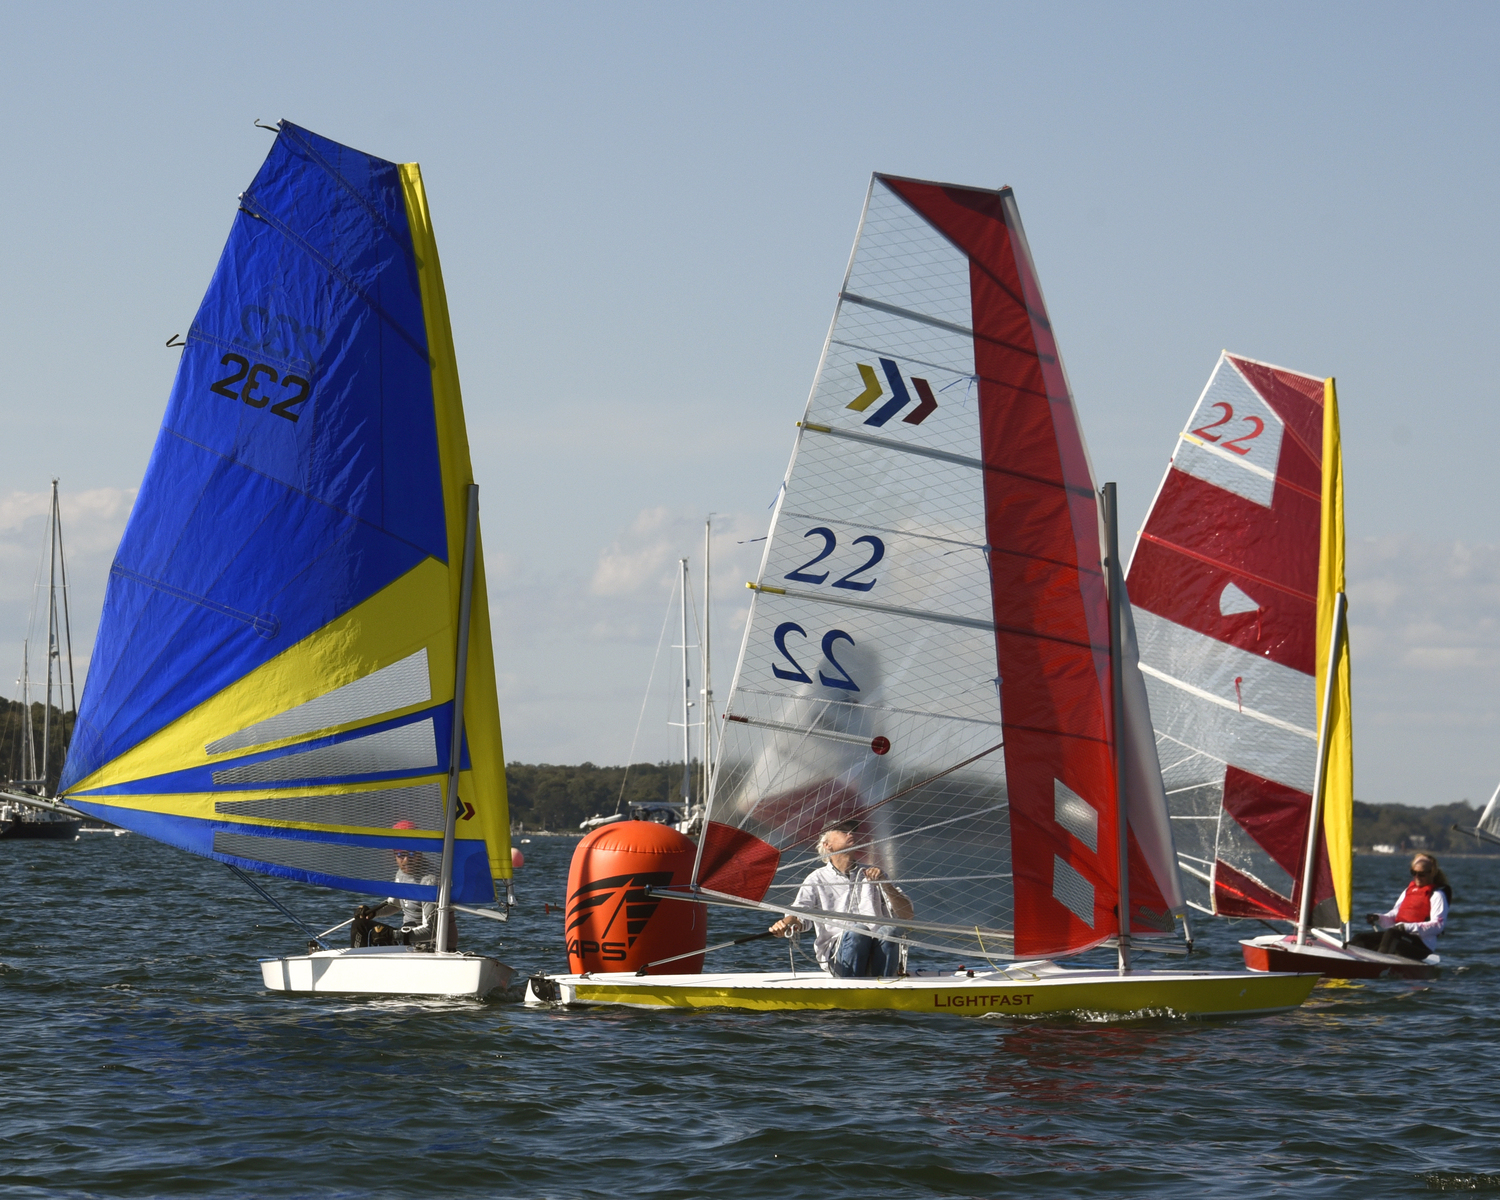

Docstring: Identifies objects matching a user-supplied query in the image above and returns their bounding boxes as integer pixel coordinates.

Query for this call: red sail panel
[1213,860,1297,921]
[883,177,1125,958]
[696,821,781,903]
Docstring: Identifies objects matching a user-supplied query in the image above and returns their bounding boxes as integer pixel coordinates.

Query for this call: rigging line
[616,577,678,809]
[650,885,1017,945]
[776,511,986,553]
[827,339,975,382]
[790,740,1005,851]
[1159,748,1215,775]
[223,863,328,949]
[1152,729,1230,767]
[797,421,1096,501]
[765,871,1014,888]
[732,687,1004,730]
[838,291,974,339]
[748,582,993,632]
[1164,781,1221,797]
[775,799,1010,875]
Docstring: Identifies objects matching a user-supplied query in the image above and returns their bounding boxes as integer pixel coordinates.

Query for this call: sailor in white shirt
[768,825,914,977]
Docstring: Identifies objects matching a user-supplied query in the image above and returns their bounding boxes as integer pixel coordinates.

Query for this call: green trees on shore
[0,697,74,797]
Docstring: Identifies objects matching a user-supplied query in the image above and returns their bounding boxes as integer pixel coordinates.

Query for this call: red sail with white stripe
[1126,353,1335,924]
[700,175,1183,960]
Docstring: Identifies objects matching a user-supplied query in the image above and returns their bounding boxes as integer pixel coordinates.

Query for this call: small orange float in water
[511,846,525,869]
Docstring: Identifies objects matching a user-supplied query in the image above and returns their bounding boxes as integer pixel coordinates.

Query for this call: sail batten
[61,124,510,904]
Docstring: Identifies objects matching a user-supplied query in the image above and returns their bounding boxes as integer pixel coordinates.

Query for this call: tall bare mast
[679,557,692,812]
[700,517,714,811]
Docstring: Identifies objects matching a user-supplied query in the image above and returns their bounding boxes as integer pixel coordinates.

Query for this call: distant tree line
[503,762,1500,853]
[1352,799,1498,855]
[0,697,74,797]
[506,761,700,831]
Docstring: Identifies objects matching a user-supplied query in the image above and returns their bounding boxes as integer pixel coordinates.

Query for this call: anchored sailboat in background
[56,123,514,997]
[1,479,84,840]
[529,175,1316,1017]
[1126,354,1430,978]
[1455,780,1500,848]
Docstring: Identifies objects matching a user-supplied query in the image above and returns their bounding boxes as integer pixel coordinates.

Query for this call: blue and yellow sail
[60,123,511,904]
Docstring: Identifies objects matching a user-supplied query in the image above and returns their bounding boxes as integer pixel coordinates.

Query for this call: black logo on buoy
[565,871,675,961]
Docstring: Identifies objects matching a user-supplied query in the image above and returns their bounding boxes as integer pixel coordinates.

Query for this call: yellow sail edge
[1316,376,1353,924]
[399,162,512,888]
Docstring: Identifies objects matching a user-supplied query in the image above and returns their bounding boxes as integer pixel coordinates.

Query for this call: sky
[0,2,1496,807]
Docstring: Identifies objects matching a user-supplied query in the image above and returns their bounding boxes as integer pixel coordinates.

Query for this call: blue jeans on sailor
[830,930,901,978]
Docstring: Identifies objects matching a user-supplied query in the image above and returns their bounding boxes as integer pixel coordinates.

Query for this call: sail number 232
[209,354,311,423]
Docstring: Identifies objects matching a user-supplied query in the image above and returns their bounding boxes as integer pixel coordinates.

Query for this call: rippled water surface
[3,833,1498,1198]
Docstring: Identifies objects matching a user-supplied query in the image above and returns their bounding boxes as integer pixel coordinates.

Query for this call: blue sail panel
[58,123,503,906]
[62,123,445,793]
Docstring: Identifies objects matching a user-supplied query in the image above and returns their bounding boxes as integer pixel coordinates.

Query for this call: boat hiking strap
[224,863,330,950]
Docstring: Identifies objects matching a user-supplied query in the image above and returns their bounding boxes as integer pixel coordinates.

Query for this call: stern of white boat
[261,946,514,998]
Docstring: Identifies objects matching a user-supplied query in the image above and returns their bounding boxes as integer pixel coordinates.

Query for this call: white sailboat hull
[261,946,513,998]
[524,963,1316,1019]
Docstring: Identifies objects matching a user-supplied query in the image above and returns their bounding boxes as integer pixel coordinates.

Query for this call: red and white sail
[697,175,1184,960]
[1126,353,1337,924]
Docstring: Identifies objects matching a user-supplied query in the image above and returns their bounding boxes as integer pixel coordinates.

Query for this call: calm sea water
[2,831,1497,1198]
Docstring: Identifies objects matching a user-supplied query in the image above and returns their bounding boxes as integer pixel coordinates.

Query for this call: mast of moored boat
[679,556,692,815]
[1103,482,1132,975]
[435,484,480,954]
[700,518,714,815]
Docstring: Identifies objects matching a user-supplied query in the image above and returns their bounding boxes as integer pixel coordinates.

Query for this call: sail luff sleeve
[1317,378,1352,924]
[399,163,512,893]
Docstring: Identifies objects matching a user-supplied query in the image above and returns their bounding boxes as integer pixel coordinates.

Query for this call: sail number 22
[209,353,311,423]
[785,527,884,591]
[1190,402,1262,455]
[772,623,859,691]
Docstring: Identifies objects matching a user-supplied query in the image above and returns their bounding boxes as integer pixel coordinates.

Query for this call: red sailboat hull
[1240,934,1439,980]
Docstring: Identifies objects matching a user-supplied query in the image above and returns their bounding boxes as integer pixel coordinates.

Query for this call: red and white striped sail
[698,176,1184,960]
[1126,353,1336,924]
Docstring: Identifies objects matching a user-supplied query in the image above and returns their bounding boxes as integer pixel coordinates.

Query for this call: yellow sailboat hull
[526,964,1317,1019]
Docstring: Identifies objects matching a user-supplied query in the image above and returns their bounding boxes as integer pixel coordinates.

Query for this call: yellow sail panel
[64,561,454,794]
[400,163,512,889]
[1317,377,1353,923]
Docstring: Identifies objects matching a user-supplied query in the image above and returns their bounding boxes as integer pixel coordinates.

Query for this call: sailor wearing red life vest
[1351,853,1450,961]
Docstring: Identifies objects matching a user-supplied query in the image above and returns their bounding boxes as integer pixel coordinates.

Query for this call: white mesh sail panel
[211,718,439,785]
[710,177,1016,956]
[206,649,431,754]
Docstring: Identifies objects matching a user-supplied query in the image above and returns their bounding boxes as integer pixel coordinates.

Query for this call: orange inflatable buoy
[511,846,525,869]
[564,821,706,975]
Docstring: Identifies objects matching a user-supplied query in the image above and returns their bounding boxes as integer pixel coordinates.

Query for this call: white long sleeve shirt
[790,862,908,969]
[1377,886,1448,952]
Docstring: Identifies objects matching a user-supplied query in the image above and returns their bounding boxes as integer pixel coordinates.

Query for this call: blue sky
[1,3,1496,807]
